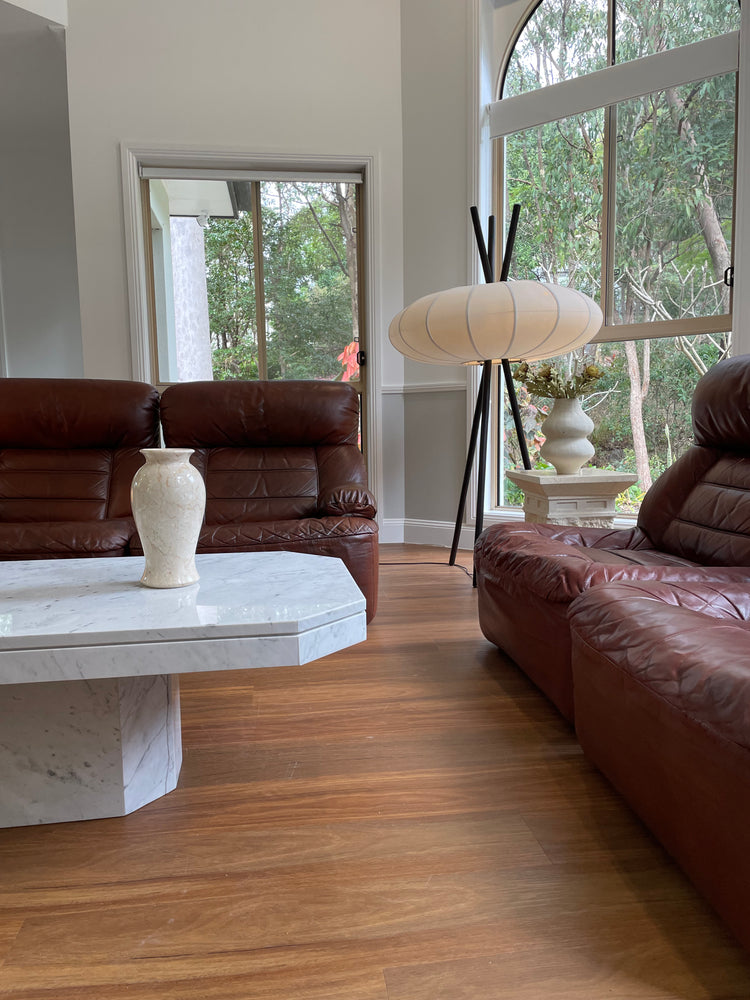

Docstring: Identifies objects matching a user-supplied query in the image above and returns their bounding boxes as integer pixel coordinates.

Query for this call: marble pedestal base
[0,674,181,828]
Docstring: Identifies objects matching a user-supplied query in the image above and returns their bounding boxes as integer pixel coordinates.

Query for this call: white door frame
[0,254,8,377]
[120,143,384,516]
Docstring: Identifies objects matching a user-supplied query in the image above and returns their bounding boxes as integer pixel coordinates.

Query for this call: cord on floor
[378,560,473,578]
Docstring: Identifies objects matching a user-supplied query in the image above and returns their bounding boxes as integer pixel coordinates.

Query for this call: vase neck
[140,448,194,463]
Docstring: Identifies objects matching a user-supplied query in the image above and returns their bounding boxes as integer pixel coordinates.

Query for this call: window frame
[489,8,739,342]
[485,0,741,511]
[120,145,381,484]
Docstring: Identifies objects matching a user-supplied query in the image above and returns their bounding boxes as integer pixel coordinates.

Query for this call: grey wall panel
[405,389,467,522]
[0,11,83,376]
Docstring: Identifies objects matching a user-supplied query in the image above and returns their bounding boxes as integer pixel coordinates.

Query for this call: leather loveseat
[0,377,378,620]
[157,379,378,621]
[474,354,750,720]
[569,578,750,954]
[0,378,160,558]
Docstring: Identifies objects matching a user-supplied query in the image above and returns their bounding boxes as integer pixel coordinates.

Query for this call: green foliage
[500,0,737,506]
[204,181,358,382]
[204,214,257,380]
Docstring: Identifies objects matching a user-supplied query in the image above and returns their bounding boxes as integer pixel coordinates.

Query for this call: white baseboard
[381,507,634,548]
[380,518,475,549]
[380,519,405,544]
[381,510,528,549]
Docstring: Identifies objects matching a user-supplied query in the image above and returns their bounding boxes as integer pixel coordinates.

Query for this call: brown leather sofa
[0,378,160,558]
[569,578,750,954]
[475,354,750,720]
[157,379,379,621]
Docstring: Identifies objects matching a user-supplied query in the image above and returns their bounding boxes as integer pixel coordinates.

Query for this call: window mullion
[250,180,268,381]
[490,31,739,138]
[602,105,617,325]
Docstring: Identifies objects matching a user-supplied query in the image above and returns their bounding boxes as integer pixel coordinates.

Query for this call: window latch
[724,266,734,288]
[356,350,367,366]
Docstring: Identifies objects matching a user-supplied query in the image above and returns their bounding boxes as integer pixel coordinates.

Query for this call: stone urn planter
[539,397,595,475]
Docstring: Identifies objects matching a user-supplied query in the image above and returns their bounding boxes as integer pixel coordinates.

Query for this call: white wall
[399,0,475,527]
[65,0,406,519]
[0,0,82,376]
[4,0,66,23]
[65,0,404,381]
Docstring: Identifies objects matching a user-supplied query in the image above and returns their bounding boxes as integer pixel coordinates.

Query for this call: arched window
[490,0,740,501]
[496,0,739,332]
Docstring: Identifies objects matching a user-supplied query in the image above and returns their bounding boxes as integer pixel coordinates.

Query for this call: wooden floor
[1,544,750,999]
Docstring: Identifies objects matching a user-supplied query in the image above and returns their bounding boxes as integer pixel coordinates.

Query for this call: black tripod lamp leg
[449,362,492,566]
[472,360,494,586]
[502,358,532,471]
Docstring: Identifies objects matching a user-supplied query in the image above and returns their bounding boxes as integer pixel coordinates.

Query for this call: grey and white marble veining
[0,612,366,686]
[0,551,365,652]
[0,674,182,827]
[119,674,182,813]
[0,551,366,827]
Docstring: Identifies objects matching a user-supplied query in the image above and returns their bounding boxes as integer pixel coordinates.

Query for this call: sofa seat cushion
[195,514,378,549]
[129,516,377,555]
[570,582,750,750]
[0,520,135,558]
[477,521,725,604]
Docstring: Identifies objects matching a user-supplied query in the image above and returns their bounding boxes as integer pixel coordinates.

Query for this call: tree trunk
[625,340,652,491]
[665,86,731,311]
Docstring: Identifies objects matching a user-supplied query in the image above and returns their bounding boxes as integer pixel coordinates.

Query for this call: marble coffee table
[0,551,366,828]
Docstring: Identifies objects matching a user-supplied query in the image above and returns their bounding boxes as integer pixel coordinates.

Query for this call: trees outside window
[494,0,738,503]
[149,176,362,387]
[204,181,360,383]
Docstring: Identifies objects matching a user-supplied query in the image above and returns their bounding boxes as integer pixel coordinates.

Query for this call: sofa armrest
[319,483,377,519]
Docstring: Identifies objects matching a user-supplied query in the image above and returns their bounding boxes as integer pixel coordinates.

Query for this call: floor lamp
[388,207,603,576]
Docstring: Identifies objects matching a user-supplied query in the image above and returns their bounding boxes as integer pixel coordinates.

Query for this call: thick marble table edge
[0,611,367,686]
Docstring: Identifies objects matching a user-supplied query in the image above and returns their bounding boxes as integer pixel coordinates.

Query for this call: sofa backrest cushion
[160,380,368,524]
[0,379,160,522]
[638,355,750,566]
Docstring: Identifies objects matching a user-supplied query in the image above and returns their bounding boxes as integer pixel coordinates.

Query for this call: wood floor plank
[0,919,23,966]
[0,544,748,999]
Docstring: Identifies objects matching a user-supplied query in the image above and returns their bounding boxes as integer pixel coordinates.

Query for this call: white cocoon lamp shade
[389,279,603,365]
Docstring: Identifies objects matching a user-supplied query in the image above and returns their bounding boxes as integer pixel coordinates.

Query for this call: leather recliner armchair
[0,378,160,559]
[156,379,379,621]
[474,354,750,720]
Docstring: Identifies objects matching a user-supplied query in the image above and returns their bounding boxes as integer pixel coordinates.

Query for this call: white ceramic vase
[131,448,206,589]
[539,397,595,475]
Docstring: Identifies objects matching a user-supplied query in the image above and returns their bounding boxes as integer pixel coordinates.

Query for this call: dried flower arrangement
[512,359,604,399]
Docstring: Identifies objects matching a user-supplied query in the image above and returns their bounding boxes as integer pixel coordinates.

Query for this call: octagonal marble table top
[0,550,367,685]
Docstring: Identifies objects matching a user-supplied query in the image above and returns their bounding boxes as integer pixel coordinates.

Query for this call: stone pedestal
[0,674,181,828]
[506,468,638,527]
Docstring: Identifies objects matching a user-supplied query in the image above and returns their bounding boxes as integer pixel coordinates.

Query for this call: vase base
[139,573,200,590]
